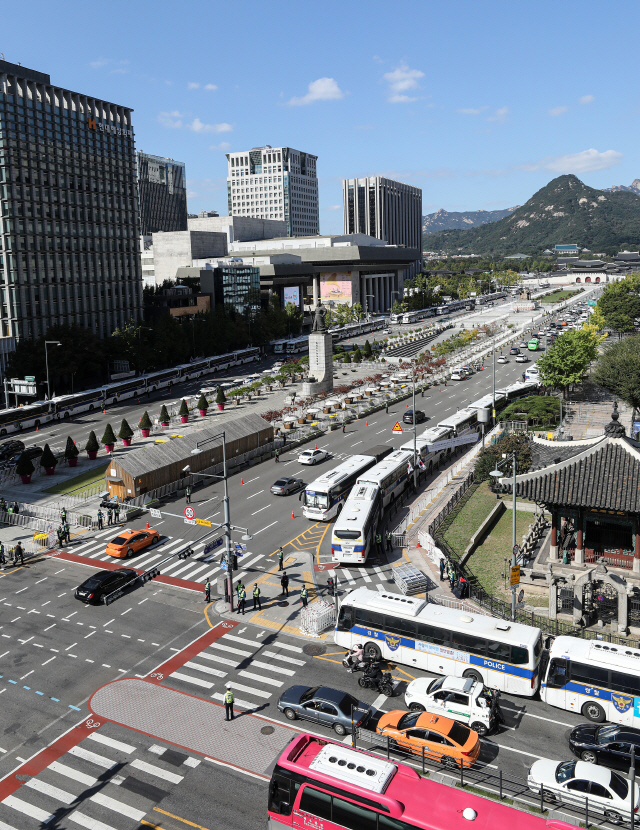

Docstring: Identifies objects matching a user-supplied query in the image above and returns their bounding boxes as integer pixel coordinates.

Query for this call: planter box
[283,421,294,430]
[68,457,78,467]
[199,409,207,417]
[161,423,169,429]
[104,443,114,452]
[87,450,98,460]
[297,417,306,425]
[217,403,225,411]
[122,438,132,447]
[44,467,55,476]
[20,474,32,484]
[141,429,150,438]
[181,415,189,424]
[344,397,353,404]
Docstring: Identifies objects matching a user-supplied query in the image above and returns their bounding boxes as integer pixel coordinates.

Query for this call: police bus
[335,588,543,696]
[330,483,381,565]
[301,454,381,522]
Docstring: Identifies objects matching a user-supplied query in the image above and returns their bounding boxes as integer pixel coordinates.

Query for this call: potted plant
[159,404,170,428]
[139,411,153,438]
[179,399,189,424]
[40,443,57,476]
[101,423,117,453]
[118,418,134,447]
[64,436,79,468]
[85,430,99,460]
[197,394,209,417]
[16,452,34,484]
[216,386,226,411]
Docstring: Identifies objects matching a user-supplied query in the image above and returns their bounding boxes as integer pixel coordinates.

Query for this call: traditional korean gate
[557,586,574,614]
[583,580,618,624]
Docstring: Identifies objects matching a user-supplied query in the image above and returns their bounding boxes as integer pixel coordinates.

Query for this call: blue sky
[5,0,639,233]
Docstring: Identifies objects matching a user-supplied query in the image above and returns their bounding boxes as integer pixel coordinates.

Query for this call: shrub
[40,443,57,469]
[197,394,209,411]
[85,430,99,453]
[343,351,351,364]
[101,424,117,446]
[474,434,532,482]
[16,453,35,476]
[179,399,189,417]
[139,411,153,430]
[216,386,226,405]
[118,419,134,440]
[363,340,372,358]
[159,404,170,423]
[64,436,79,459]
[352,347,362,363]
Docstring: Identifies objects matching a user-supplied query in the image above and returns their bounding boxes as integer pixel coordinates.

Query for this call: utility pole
[412,364,418,489]
[511,451,517,621]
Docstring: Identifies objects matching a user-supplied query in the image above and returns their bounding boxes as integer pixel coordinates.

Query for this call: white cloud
[458,106,488,115]
[487,106,509,123]
[210,142,231,151]
[90,58,128,72]
[188,82,200,89]
[580,95,595,105]
[188,118,232,133]
[520,148,623,174]
[383,63,424,103]
[325,205,341,211]
[287,77,344,106]
[158,110,184,129]
[204,83,218,91]
[189,82,218,91]
[90,58,109,69]
[548,106,568,117]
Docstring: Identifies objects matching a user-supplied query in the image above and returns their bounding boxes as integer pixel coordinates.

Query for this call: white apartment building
[226,145,319,237]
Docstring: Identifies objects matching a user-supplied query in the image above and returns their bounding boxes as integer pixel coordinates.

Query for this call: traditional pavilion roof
[500,435,640,511]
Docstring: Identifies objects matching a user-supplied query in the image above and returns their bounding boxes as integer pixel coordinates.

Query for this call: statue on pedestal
[312,300,327,333]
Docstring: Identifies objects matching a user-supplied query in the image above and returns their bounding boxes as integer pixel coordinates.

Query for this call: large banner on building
[283,286,300,308]
[320,272,352,305]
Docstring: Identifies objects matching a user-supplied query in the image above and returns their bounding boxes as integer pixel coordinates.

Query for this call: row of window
[550,659,640,696]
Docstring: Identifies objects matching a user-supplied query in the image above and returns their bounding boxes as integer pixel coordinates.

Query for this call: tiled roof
[504,436,640,511]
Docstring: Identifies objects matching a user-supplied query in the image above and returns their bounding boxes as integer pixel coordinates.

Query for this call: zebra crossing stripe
[48,761,97,787]
[69,810,119,830]
[90,791,146,822]
[208,642,252,658]
[24,777,75,804]
[262,650,305,666]
[195,651,240,669]
[223,681,271,699]
[183,660,227,678]
[169,671,213,689]
[1,795,54,824]
[251,660,295,677]
[341,569,356,583]
[238,670,283,688]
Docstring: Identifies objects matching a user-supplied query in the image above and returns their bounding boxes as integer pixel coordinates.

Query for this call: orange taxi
[376,709,481,769]
[105,528,160,559]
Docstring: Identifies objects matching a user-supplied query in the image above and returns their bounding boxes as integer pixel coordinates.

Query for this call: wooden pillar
[575,509,584,565]
[550,508,558,560]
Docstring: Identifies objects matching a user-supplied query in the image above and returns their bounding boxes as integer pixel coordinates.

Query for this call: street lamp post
[490,451,518,620]
[45,340,62,407]
[411,363,418,490]
[364,294,375,323]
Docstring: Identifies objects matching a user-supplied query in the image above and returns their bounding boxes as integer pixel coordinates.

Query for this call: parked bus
[400,427,452,476]
[355,448,414,509]
[541,636,640,725]
[301,453,385,521]
[330,483,381,565]
[528,338,539,352]
[437,407,479,438]
[475,291,507,306]
[389,307,438,325]
[435,299,475,316]
[286,336,309,354]
[335,588,543,696]
[268,734,578,830]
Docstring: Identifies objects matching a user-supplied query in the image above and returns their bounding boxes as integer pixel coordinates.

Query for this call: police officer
[60,507,67,524]
[280,570,289,598]
[375,532,382,555]
[277,546,284,571]
[252,583,261,610]
[274,448,280,463]
[385,401,389,415]
[185,485,192,505]
[237,584,246,615]
[97,509,104,530]
[386,530,392,551]
[64,521,71,544]
[0,498,7,513]
[224,685,234,721]
[0,541,5,566]
[236,579,245,600]
[300,585,308,609]
[115,503,121,523]
[107,507,113,526]
[205,578,211,603]
[14,542,23,566]
[57,525,65,548]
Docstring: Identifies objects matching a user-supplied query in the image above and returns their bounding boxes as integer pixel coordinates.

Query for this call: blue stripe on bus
[331,545,365,552]
[541,681,613,702]
[349,625,535,680]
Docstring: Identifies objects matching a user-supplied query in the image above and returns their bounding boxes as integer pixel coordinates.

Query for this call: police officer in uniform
[14,542,23,566]
[60,507,67,524]
[57,525,65,548]
[280,570,289,597]
[277,546,284,570]
[64,522,71,544]
[185,485,192,504]
[107,507,113,526]
[300,585,308,608]
[205,578,211,603]
[237,584,246,615]
[97,509,104,530]
[0,541,5,566]
[224,685,234,721]
[375,532,383,556]
[386,530,392,551]
[0,498,7,513]
[252,583,261,610]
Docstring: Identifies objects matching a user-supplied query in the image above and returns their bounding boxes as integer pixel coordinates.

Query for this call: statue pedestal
[302,331,333,396]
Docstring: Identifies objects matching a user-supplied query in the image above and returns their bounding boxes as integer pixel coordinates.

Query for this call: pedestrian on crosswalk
[277,546,284,570]
[205,578,211,602]
[281,570,289,597]
[185,485,192,504]
[252,583,261,610]
[237,584,246,615]
[97,509,104,530]
[224,685,234,721]
[300,584,308,608]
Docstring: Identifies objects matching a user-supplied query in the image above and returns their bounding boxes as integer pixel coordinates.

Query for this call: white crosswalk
[0,729,197,830]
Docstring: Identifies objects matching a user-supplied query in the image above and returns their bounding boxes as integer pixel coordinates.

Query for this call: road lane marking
[68,745,118,769]
[222,681,271,699]
[130,759,183,783]
[238,670,283,687]
[252,506,269,515]
[254,521,278,534]
[246,490,264,499]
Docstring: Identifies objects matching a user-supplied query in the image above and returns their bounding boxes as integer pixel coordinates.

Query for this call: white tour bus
[301,454,381,521]
[438,407,480,438]
[541,636,640,725]
[330,484,381,565]
[399,428,451,477]
[335,588,543,696]
[286,336,309,355]
[355,448,414,509]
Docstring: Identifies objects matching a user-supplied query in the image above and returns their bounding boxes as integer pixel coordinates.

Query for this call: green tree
[40,443,57,469]
[16,453,35,476]
[284,301,303,337]
[118,419,134,440]
[179,399,189,418]
[197,393,209,412]
[351,303,363,321]
[352,346,362,363]
[536,328,601,397]
[215,387,226,406]
[85,431,99,453]
[363,339,373,358]
[64,436,79,459]
[139,411,153,431]
[593,338,640,428]
[474,434,532,482]
[597,274,640,336]
[159,405,170,424]
[343,350,351,364]
[101,424,117,446]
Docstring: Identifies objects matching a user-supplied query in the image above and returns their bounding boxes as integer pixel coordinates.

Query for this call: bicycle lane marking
[145,620,239,685]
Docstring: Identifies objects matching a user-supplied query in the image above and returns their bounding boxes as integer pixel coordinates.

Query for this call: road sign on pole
[391,421,403,433]
[513,544,520,558]
[510,565,521,587]
[184,506,195,520]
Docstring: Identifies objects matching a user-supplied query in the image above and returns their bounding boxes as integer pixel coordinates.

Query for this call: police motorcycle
[357,660,394,696]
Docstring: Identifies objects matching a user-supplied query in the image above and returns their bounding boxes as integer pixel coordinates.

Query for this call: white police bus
[354,448,414,510]
[541,636,640,725]
[335,588,543,696]
[301,455,379,522]
[330,484,381,565]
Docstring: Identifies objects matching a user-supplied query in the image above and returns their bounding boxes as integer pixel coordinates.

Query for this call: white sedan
[528,759,639,824]
[515,354,529,363]
[297,448,329,465]
[496,355,508,364]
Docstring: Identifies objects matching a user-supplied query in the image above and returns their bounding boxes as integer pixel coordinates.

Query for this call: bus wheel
[364,642,382,662]
[63,412,70,419]
[0,429,6,437]
[463,669,483,684]
[89,405,94,412]
[582,701,605,722]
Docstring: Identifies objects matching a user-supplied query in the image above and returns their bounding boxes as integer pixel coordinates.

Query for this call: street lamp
[490,451,518,620]
[45,341,62,406]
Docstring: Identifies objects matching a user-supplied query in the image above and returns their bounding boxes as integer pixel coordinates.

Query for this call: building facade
[200,264,261,316]
[226,145,318,237]
[342,176,422,279]
[0,59,143,341]
[136,151,187,235]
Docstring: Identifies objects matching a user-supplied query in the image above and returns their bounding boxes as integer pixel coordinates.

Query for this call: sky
[4,0,639,233]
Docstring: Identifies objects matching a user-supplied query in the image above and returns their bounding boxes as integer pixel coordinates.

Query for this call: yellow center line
[153,807,212,830]
[313,655,343,665]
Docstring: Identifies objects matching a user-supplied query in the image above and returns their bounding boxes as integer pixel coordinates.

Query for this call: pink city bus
[268,734,579,830]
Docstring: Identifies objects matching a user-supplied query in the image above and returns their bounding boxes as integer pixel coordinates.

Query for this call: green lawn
[43,463,108,496]
[441,481,497,558]
[539,289,580,304]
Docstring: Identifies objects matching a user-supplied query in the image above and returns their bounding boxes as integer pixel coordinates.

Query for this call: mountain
[422,175,640,256]
[423,206,518,233]
[605,179,640,196]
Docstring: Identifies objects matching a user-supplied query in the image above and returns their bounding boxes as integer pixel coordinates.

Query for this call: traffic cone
[406,403,409,408]
[291,511,295,519]
[439,388,441,393]
[365,421,368,427]
[36,426,39,432]
[241,478,244,485]
[145,520,150,530]
[315,444,317,450]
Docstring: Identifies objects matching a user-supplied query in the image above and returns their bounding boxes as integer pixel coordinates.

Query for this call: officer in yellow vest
[224,685,234,721]
[300,585,308,608]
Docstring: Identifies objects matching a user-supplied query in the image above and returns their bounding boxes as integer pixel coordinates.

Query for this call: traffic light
[178,548,193,561]
[231,553,238,571]
[141,568,161,583]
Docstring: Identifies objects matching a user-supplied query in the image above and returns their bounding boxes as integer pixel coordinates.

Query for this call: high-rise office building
[137,151,187,235]
[0,59,142,341]
[343,176,422,279]
[226,145,319,237]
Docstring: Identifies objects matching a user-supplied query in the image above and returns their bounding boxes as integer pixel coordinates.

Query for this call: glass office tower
[137,152,187,235]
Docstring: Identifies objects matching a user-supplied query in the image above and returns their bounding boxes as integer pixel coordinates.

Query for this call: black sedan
[12,446,43,466]
[277,685,373,736]
[403,410,426,425]
[0,440,24,461]
[74,568,137,605]
[270,477,304,496]
[570,724,640,771]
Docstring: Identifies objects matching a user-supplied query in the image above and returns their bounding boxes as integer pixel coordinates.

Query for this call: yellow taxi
[105,528,160,559]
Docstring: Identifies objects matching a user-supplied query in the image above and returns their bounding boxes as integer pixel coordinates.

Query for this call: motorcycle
[342,646,366,674]
[358,664,394,696]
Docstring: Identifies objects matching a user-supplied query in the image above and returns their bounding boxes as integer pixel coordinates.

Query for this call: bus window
[487,640,511,662]
[546,658,569,688]
[451,631,486,656]
[299,788,332,821]
[332,796,377,829]
[337,605,354,631]
[268,773,294,816]
[611,671,640,696]
[511,645,530,665]
[570,662,609,688]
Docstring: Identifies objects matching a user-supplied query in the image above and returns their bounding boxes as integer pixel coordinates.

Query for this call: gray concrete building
[150,230,227,285]
[0,59,143,340]
[136,151,187,235]
[342,176,422,280]
[186,215,286,246]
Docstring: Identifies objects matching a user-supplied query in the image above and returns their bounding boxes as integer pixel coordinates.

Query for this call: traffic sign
[184,506,195,520]
[510,565,521,587]
[513,544,520,558]
[204,538,223,556]
[184,518,196,526]
[24,376,35,382]
[391,421,403,433]
[196,518,211,527]
[518,589,525,603]
[150,509,162,519]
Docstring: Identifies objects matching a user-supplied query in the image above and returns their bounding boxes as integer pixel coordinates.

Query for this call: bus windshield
[334,530,361,540]
[305,491,329,509]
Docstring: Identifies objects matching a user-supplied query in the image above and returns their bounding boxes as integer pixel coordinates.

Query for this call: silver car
[270,477,304,496]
